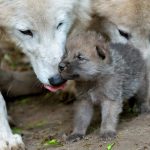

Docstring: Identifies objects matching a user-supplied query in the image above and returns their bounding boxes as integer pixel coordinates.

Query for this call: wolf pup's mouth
[44,84,66,92]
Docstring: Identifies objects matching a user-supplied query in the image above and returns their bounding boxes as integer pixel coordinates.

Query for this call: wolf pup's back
[109,43,147,100]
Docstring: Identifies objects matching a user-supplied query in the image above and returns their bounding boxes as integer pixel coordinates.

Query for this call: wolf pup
[59,31,149,141]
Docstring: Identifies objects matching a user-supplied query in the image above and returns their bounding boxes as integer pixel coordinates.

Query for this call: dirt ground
[7,93,150,150]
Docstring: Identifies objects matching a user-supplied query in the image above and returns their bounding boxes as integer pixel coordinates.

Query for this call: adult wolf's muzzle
[49,74,66,86]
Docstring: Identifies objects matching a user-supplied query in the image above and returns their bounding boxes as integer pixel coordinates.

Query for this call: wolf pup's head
[59,31,111,81]
[0,0,91,90]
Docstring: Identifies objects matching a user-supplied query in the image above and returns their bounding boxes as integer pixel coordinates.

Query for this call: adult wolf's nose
[49,74,66,86]
[59,62,66,71]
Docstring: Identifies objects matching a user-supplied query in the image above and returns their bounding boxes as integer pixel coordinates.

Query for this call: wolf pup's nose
[49,74,66,86]
[59,62,66,71]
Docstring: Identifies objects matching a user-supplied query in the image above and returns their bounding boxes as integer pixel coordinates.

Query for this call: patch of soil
[8,93,150,150]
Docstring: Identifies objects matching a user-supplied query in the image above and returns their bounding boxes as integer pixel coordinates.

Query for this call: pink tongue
[44,84,65,92]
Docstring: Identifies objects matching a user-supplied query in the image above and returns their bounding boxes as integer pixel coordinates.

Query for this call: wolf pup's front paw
[66,133,84,142]
[100,131,116,141]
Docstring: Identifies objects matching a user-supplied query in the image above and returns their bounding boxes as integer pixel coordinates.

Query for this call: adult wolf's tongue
[44,74,66,92]
[44,84,66,92]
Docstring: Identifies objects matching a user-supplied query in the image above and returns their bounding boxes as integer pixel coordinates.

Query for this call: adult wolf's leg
[0,92,25,150]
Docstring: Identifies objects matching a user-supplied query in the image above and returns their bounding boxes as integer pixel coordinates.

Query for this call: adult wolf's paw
[66,133,84,142]
[0,134,25,150]
[100,131,116,141]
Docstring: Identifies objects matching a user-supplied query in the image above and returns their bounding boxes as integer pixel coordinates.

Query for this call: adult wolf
[0,0,91,149]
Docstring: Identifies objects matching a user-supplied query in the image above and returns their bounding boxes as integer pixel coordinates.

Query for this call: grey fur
[59,31,150,141]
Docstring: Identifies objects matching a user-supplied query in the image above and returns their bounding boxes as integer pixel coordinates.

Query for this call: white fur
[0,93,25,150]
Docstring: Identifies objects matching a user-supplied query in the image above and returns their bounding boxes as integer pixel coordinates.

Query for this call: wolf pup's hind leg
[100,99,123,141]
[134,77,150,114]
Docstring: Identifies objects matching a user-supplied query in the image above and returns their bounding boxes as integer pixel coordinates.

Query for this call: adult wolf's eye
[19,30,33,37]
[57,22,64,29]
[118,29,131,40]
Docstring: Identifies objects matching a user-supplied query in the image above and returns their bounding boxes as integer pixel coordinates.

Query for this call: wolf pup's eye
[57,22,64,29]
[19,30,33,37]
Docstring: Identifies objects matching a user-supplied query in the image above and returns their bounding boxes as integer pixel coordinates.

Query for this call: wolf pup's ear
[95,35,111,63]
[95,45,106,60]
[95,36,107,60]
